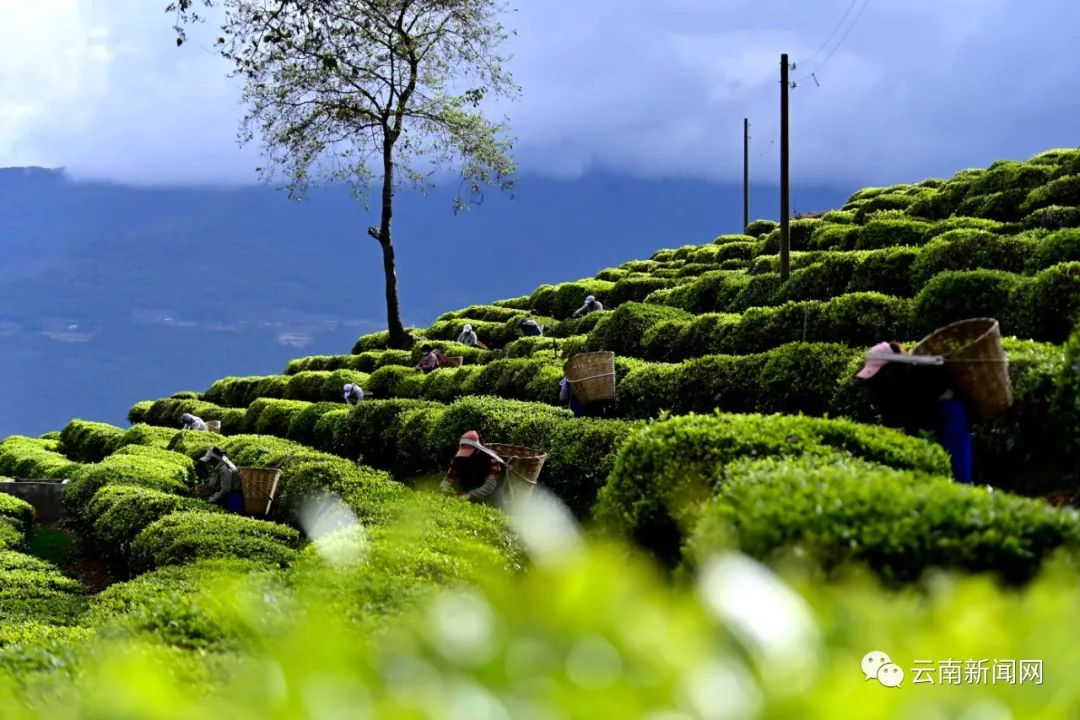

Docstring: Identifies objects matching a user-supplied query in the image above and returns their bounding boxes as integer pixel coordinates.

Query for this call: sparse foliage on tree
[168,0,518,348]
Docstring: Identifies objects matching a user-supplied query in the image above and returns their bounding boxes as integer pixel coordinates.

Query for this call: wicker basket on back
[205,420,222,433]
[486,443,546,499]
[563,351,616,405]
[912,317,1012,420]
[237,466,281,517]
[442,356,464,368]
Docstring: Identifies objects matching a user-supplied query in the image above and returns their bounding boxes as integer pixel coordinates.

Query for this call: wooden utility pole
[779,53,791,281]
[743,118,750,233]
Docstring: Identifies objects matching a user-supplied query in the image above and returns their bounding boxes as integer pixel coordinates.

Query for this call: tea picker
[561,351,616,418]
[343,383,364,406]
[857,319,1014,485]
[180,413,209,431]
[439,431,506,505]
[197,446,245,513]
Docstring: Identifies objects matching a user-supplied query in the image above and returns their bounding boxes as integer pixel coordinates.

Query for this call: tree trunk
[376,139,409,349]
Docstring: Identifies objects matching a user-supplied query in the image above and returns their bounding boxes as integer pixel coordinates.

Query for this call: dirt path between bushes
[28,525,117,594]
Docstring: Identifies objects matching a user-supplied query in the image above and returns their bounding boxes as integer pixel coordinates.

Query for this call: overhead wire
[796,0,860,68]
[794,0,872,86]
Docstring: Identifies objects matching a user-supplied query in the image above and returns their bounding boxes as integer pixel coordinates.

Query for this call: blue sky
[1,0,1078,188]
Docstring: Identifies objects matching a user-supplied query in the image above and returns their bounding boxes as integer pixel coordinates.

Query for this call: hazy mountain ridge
[0,166,848,435]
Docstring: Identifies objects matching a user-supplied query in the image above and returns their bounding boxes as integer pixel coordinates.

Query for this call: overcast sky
[2,0,1077,189]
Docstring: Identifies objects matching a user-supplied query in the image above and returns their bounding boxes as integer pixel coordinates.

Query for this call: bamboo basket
[563,351,616,405]
[486,443,547,499]
[206,420,221,433]
[442,356,464,368]
[238,466,281,517]
[912,318,1012,420]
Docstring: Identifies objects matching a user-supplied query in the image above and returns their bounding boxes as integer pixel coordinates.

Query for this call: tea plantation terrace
[3,148,1080,685]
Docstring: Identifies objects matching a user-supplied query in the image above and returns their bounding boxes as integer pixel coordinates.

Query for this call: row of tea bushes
[592,412,951,565]
[130,331,1073,500]
[648,228,1080,315]
[584,264,1080,363]
[684,455,1080,585]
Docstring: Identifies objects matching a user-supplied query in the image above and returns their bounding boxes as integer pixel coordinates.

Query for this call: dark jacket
[439,453,504,503]
[863,362,953,434]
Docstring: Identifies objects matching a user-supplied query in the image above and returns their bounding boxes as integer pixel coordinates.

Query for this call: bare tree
[169,0,518,348]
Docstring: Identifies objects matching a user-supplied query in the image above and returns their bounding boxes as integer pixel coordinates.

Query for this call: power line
[797,0,860,67]
[795,0,872,85]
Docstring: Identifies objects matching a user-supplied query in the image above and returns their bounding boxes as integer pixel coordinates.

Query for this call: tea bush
[0,518,24,551]
[854,216,932,250]
[126,400,154,424]
[129,511,302,574]
[0,437,79,480]
[1022,173,1080,213]
[62,453,193,526]
[846,246,920,296]
[427,396,572,460]
[646,271,749,314]
[808,223,859,251]
[687,455,1080,584]
[541,418,641,519]
[1023,204,1080,230]
[283,401,341,448]
[586,302,692,355]
[528,279,616,318]
[551,310,606,338]
[911,269,1024,337]
[110,445,195,476]
[1009,262,1080,342]
[57,420,126,462]
[350,328,426,353]
[245,398,314,438]
[436,304,524,323]
[319,399,445,467]
[203,375,286,408]
[0,495,34,540]
[84,559,284,651]
[423,318,523,349]
[595,412,950,564]
[1030,228,1080,270]
[0,550,85,627]
[113,424,181,451]
[595,266,629,281]
[283,353,372,375]
[776,255,859,302]
[909,230,1034,285]
[86,485,211,567]
[744,218,777,236]
[503,334,575,358]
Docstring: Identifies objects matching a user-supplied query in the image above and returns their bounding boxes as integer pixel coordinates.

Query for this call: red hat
[455,430,480,458]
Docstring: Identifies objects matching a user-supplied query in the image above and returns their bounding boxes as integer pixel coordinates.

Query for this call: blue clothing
[223,488,246,514]
[560,377,585,416]
[936,397,973,484]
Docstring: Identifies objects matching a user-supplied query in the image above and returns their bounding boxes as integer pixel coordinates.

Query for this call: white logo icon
[862,651,904,687]
[877,663,905,687]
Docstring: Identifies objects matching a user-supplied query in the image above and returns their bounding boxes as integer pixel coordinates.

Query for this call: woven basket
[486,443,547,498]
[206,420,221,433]
[442,356,464,368]
[912,318,1012,420]
[238,466,281,517]
[563,351,616,405]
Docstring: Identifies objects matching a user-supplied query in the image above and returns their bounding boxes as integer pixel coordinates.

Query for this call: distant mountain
[0,167,849,437]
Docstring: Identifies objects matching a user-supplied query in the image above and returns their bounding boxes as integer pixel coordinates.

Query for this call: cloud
[1,0,1077,187]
